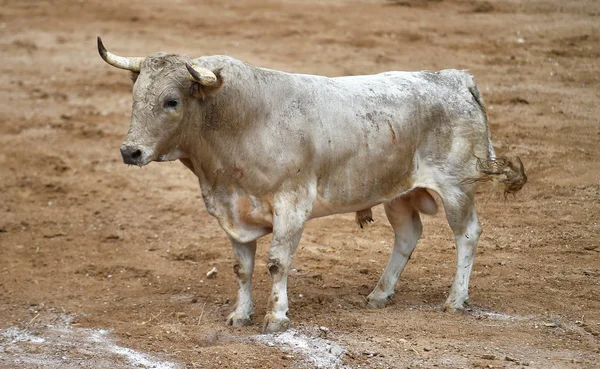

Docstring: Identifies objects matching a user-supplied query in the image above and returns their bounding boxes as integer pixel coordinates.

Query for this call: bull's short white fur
[99,42,511,333]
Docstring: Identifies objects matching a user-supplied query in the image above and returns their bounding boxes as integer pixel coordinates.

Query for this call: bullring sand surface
[0,0,599,368]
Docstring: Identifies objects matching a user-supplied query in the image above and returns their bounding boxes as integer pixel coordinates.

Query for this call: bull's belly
[309,198,379,219]
[308,191,400,219]
[309,179,414,219]
[308,158,415,219]
[206,183,409,243]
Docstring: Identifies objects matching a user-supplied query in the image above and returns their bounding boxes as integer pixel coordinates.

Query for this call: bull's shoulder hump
[191,55,245,68]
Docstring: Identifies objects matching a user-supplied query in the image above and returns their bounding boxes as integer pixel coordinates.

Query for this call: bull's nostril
[120,146,144,165]
[131,150,142,159]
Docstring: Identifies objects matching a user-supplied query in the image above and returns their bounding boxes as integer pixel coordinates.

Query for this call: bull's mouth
[124,156,153,167]
[121,145,186,166]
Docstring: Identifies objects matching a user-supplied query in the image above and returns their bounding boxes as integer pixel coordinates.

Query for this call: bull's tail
[464,75,527,196]
[470,156,527,197]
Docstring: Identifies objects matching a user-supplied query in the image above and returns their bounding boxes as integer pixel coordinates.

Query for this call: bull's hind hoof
[227,312,253,327]
[262,314,290,333]
[366,293,393,309]
[442,298,471,313]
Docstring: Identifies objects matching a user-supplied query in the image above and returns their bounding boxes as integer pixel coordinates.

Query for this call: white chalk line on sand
[0,316,180,369]
[250,327,351,369]
[0,312,350,369]
[85,328,179,369]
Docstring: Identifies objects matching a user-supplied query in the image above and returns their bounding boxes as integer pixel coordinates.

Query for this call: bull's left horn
[186,62,217,86]
[97,36,144,72]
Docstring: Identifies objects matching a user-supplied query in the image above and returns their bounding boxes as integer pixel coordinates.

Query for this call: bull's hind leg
[227,239,257,326]
[441,193,482,312]
[367,195,422,308]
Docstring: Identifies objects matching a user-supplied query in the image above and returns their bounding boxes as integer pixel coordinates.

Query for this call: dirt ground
[1,0,599,368]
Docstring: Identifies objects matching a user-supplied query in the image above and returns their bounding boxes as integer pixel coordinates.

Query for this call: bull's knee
[233,262,242,278]
[267,258,282,278]
[233,262,250,283]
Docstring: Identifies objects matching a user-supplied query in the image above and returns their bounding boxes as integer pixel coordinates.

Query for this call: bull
[97,37,526,333]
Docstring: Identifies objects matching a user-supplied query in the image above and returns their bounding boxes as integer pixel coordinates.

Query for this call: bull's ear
[130,71,139,83]
[190,68,223,100]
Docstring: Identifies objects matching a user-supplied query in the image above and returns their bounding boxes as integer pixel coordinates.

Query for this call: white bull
[98,37,526,333]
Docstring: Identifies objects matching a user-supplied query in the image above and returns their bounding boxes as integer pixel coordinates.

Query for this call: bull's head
[97,37,220,166]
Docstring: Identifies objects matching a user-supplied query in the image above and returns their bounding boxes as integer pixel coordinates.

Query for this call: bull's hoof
[262,314,290,333]
[442,298,470,313]
[227,311,253,327]
[366,292,393,309]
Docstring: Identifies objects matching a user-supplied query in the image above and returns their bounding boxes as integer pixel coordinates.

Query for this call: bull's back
[310,69,482,155]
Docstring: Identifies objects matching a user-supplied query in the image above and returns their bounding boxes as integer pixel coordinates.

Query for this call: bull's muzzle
[120,144,145,166]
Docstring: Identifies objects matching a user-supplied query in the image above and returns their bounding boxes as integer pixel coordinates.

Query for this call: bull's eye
[164,99,179,109]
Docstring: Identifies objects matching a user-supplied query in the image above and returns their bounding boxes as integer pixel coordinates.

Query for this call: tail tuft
[464,156,527,197]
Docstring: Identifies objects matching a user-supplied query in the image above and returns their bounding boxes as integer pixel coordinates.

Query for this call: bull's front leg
[227,239,257,326]
[262,200,309,333]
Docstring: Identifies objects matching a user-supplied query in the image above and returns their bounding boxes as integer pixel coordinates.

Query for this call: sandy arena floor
[1,0,599,368]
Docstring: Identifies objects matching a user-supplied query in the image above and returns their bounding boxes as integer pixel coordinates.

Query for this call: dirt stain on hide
[362,128,369,149]
[235,196,274,227]
[233,262,241,277]
[364,111,383,132]
[387,121,397,143]
[232,166,245,178]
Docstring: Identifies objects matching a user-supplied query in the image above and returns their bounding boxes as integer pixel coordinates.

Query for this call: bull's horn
[97,36,144,72]
[186,62,217,86]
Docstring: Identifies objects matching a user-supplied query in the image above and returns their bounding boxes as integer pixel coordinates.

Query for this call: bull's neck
[179,63,289,188]
[183,70,267,158]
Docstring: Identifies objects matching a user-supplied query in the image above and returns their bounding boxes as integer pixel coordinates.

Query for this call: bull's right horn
[97,36,144,72]
[185,62,218,86]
